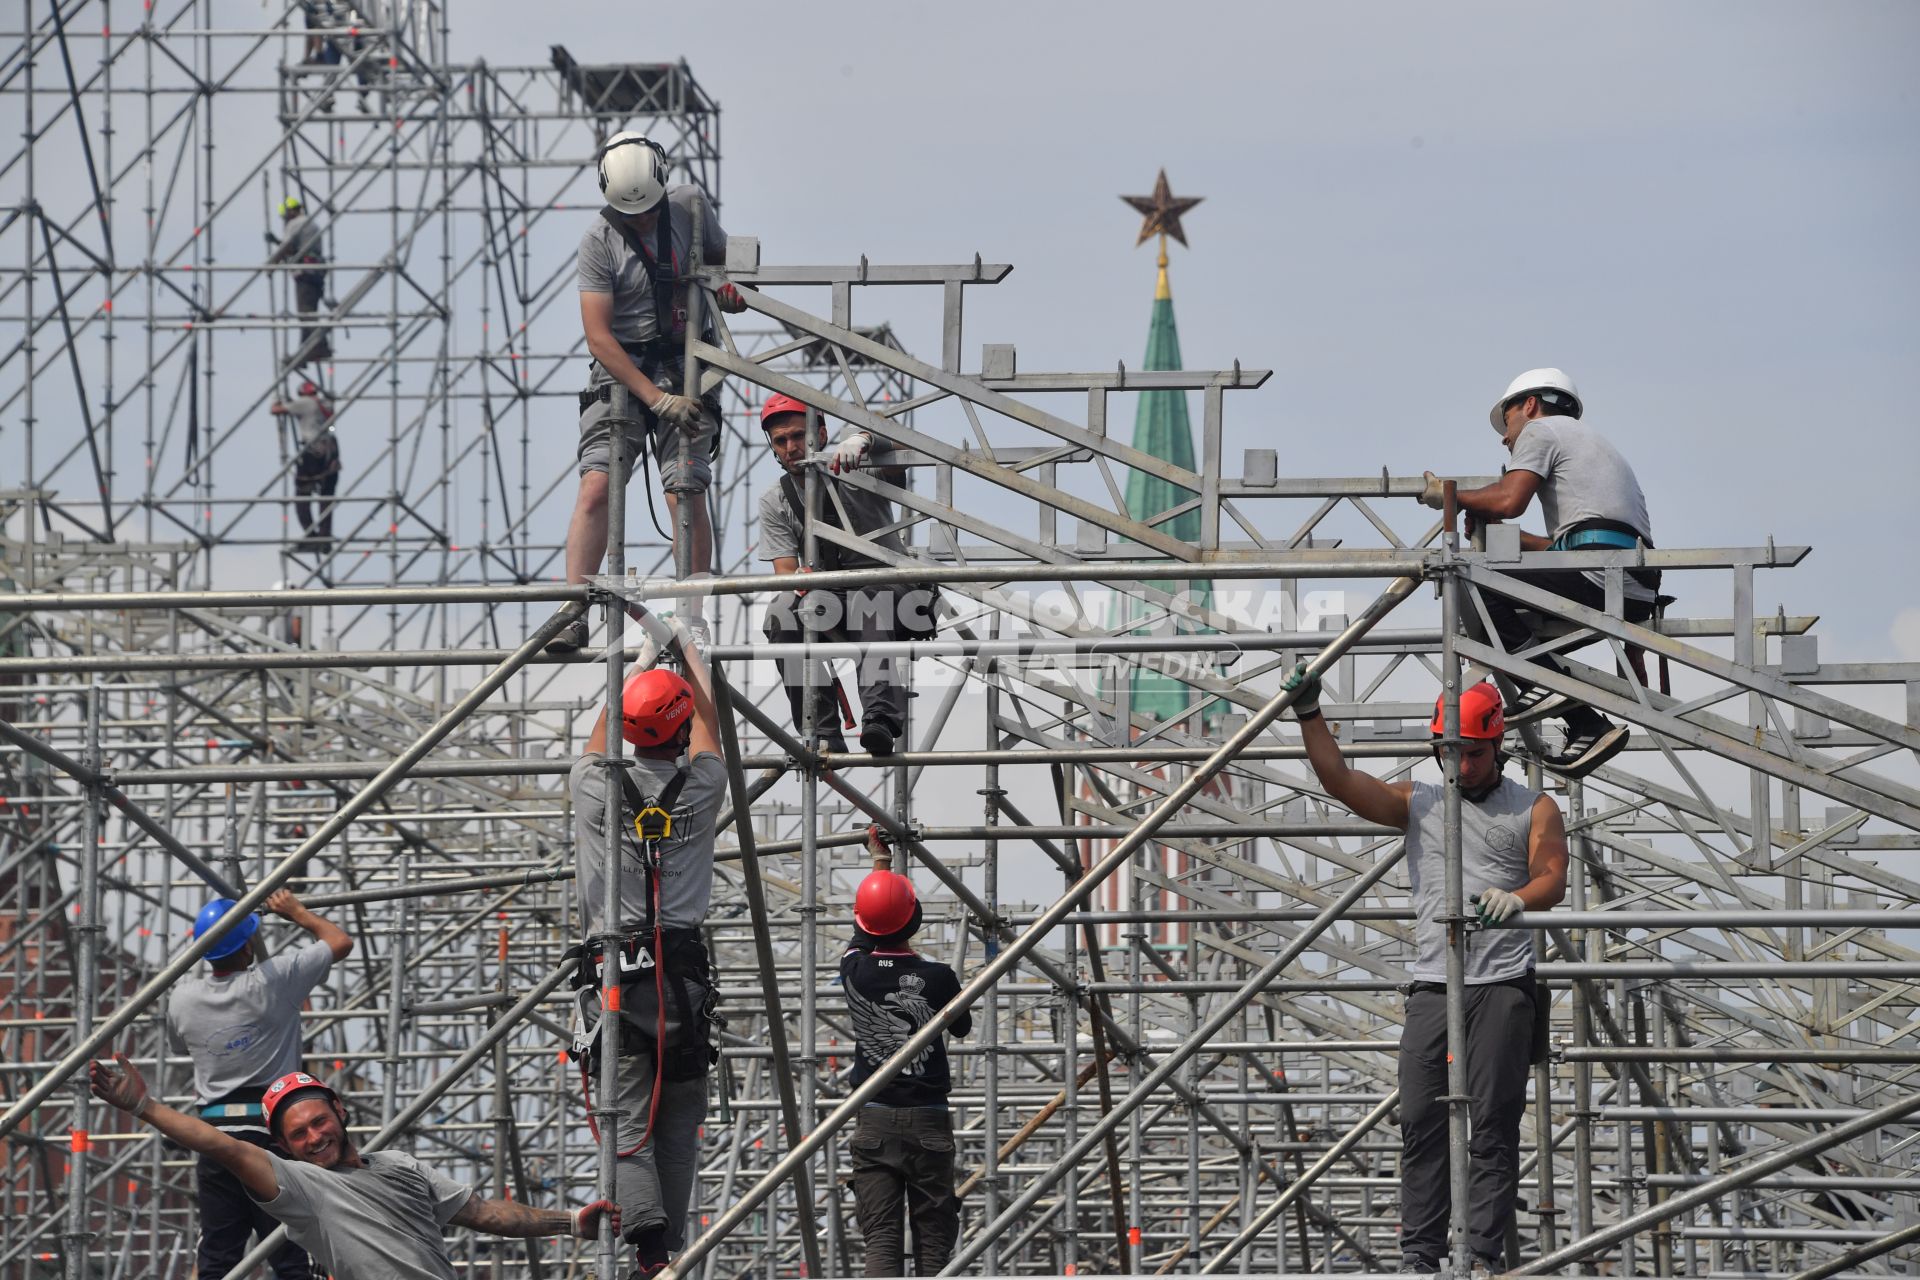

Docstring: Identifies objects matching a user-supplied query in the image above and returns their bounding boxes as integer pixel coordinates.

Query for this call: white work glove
[828,432,873,475]
[648,392,701,427]
[572,1198,621,1239]
[1417,470,1447,510]
[1475,886,1526,925]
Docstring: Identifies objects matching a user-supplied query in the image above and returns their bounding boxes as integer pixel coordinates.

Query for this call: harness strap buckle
[633,806,673,843]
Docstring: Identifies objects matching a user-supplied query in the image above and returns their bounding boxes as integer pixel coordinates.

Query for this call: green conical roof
[1108,247,1218,727]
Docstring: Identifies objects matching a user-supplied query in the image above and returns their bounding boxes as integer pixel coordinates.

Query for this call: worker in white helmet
[1418,369,1657,779]
[552,133,750,653]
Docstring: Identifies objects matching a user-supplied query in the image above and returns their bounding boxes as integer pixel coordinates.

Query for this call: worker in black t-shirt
[841,828,970,1276]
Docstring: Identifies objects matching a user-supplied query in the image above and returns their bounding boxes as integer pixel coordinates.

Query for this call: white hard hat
[1489,368,1582,430]
[596,132,667,215]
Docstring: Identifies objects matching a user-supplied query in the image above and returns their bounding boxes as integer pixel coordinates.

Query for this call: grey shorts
[577,362,717,492]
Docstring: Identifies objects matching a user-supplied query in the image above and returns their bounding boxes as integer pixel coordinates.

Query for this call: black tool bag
[1529,977,1552,1066]
[566,928,719,1082]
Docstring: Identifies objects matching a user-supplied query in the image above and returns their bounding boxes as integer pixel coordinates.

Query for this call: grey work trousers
[1397,975,1535,1268]
[600,1035,708,1251]
[850,1105,960,1276]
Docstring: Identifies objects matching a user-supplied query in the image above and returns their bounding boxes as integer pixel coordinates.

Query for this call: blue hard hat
[192,899,259,961]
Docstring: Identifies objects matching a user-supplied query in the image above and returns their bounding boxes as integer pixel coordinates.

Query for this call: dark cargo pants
[1397,975,1535,1268]
[198,1130,314,1280]
[763,587,916,741]
[850,1105,960,1276]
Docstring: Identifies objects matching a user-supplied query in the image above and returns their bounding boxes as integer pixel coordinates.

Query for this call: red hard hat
[759,393,810,428]
[262,1071,341,1136]
[854,870,918,937]
[299,380,318,395]
[1429,683,1505,739]
[621,668,694,748]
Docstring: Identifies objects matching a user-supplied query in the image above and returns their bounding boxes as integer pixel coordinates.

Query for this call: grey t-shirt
[755,459,906,564]
[257,1150,471,1280]
[571,750,726,933]
[1404,777,1541,983]
[575,185,728,349]
[275,213,325,265]
[166,940,334,1105]
[1505,415,1655,601]
[282,393,332,447]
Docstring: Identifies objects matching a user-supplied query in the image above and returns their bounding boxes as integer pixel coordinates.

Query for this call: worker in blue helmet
[166,889,354,1280]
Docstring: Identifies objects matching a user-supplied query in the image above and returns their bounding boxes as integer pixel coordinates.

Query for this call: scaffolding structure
[4,5,1919,1278]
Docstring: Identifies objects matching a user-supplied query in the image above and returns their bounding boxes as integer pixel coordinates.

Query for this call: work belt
[1553,528,1639,550]
[577,341,714,416]
[199,1086,269,1129]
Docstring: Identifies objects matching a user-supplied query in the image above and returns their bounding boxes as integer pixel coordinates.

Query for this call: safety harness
[567,762,714,1156]
[600,204,680,343]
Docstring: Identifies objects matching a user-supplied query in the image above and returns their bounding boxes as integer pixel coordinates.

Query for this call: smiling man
[1282,667,1568,1275]
[89,1059,616,1280]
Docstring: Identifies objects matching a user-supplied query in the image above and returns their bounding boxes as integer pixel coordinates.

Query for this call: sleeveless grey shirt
[1404,776,1541,983]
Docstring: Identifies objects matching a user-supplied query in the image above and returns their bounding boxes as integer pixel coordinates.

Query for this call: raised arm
[90,1054,279,1201]
[679,635,720,762]
[582,628,718,760]
[1284,663,1411,830]
[450,1195,618,1240]
[266,888,353,961]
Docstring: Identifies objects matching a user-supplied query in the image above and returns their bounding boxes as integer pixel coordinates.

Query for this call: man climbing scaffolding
[553,132,750,653]
[268,196,330,365]
[1419,367,1658,778]
[568,624,726,1275]
[270,380,341,551]
[165,889,351,1280]
[842,826,969,1276]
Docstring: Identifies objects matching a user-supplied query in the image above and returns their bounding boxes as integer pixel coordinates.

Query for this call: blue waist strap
[200,1102,264,1120]
[1553,528,1640,551]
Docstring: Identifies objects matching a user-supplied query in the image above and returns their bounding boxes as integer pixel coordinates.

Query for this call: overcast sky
[465,0,1919,661]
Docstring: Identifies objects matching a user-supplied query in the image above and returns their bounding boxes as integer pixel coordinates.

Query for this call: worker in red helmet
[1281,665,1568,1275]
[756,393,939,756]
[567,625,725,1275]
[88,1061,617,1279]
[840,826,969,1276]
[269,379,340,554]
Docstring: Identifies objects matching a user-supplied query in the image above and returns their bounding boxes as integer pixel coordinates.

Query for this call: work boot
[1503,686,1570,728]
[1468,1253,1504,1276]
[1543,716,1630,779]
[859,721,897,757]
[545,616,590,654]
[629,1226,670,1279]
[808,730,849,757]
[1396,1258,1439,1275]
